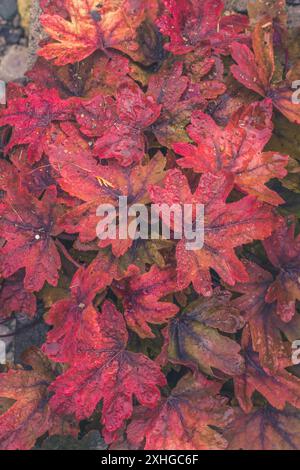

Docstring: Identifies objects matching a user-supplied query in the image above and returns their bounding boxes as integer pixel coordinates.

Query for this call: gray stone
[0,45,29,82]
[0,0,17,20]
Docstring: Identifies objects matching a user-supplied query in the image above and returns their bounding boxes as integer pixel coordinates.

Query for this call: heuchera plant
[1,0,300,450]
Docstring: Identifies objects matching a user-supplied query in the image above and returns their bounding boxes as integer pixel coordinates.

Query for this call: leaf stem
[55,239,82,270]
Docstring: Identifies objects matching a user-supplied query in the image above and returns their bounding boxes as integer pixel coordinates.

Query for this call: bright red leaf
[47,124,166,255]
[77,81,161,166]
[149,170,277,295]
[39,0,159,65]
[0,0,298,451]
[0,85,76,162]
[49,300,166,442]
[113,264,179,338]
[43,251,121,363]
[231,19,300,124]
[173,99,288,204]
[0,185,62,292]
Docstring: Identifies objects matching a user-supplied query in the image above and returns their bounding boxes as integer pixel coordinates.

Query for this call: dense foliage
[1,0,300,450]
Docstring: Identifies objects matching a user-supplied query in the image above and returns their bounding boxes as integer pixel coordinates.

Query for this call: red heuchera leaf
[0,85,76,162]
[127,372,233,450]
[235,327,300,413]
[43,251,121,362]
[49,300,166,443]
[0,185,62,291]
[147,62,225,146]
[149,170,277,295]
[231,19,300,124]
[173,99,288,205]
[0,348,76,450]
[39,0,158,65]
[230,259,287,371]
[76,81,161,166]
[0,272,36,319]
[157,0,249,55]
[113,264,179,338]
[75,94,116,137]
[263,217,300,322]
[47,124,166,255]
[247,0,287,26]
[225,406,300,450]
[27,53,131,99]
[1,0,300,450]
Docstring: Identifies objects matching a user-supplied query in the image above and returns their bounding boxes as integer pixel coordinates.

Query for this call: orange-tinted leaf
[231,20,300,124]
[0,186,62,292]
[86,81,161,166]
[157,0,248,55]
[248,0,287,30]
[39,0,159,65]
[168,291,245,376]
[47,124,166,255]
[0,348,76,450]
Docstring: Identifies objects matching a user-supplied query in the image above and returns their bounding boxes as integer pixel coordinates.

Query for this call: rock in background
[0,0,29,82]
[1,0,300,83]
